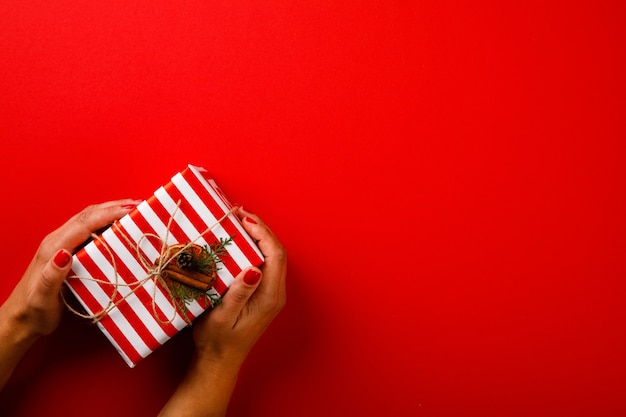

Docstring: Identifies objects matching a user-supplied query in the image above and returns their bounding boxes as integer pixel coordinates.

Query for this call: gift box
[65,164,264,367]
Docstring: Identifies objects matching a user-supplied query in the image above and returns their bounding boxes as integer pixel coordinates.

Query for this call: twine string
[63,201,237,325]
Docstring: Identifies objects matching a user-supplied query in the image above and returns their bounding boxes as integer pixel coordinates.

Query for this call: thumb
[38,249,73,298]
[215,267,262,321]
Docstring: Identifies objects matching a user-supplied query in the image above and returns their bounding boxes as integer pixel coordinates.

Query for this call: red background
[1,1,625,416]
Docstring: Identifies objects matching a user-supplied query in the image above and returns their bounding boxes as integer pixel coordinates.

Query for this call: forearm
[158,352,242,417]
[0,304,38,391]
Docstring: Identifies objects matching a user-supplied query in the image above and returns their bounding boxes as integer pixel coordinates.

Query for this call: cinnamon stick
[163,269,215,291]
[157,244,217,291]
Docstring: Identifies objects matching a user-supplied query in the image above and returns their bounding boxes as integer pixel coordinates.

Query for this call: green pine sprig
[191,235,234,275]
[167,235,234,321]
[168,280,223,322]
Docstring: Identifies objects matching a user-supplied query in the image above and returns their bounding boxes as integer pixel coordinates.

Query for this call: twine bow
[63,201,237,325]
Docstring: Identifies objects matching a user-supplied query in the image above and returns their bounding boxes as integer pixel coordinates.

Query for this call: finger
[238,207,287,302]
[211,268,262,326]
[38,249,73,299]
[237,207,281,255]
[44,199,141,254]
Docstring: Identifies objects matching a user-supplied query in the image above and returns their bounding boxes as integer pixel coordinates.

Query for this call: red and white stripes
[66,165,264,367]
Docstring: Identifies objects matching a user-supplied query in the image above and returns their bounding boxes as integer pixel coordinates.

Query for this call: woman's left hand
[0,199,139,390]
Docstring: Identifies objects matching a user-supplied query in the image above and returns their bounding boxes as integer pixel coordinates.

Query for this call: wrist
[0,305,39,391]
[158,347,241,417]
[0,302,40,348]
[192,349,244,378]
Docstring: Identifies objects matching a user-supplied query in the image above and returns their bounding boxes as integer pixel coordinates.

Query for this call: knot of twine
[64,201,237,325]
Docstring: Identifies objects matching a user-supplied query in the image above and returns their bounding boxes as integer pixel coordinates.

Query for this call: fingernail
[121,203,138,210]
[244,216,257,225]
[243,269,261,286]
[53,250,71,268]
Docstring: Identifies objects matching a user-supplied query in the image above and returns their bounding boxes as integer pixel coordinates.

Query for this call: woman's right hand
[158,206,287,417]
[192,206,287,369]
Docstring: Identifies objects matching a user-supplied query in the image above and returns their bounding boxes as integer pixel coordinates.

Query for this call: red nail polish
[121,203,137,210]
[53,250,71,268]
[243,269,261,285]
[245,216,257,225]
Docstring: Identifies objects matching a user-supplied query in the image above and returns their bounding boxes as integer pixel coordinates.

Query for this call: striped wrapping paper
[66,164,264,367]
